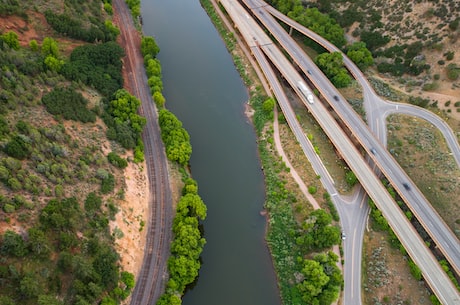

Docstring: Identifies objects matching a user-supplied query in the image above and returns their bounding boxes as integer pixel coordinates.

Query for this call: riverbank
[200,0,344,304]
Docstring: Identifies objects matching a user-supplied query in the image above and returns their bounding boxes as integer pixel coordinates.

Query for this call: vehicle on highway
[403,183,411,190]
[370,148,377,155]
[333,95,339,101]
[341,231,346,240]
[307,69,312,74]
[297,80,314,104]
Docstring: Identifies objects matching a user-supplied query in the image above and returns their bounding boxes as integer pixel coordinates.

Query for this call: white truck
[297,81,314,104]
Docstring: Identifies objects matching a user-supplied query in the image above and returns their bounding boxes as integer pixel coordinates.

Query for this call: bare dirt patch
[0,11,85,54]
[110,162,149,278]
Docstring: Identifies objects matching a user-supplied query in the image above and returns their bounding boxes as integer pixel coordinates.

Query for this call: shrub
[101,173,115,194]
[1,230,28,257]
[446,64,459,80]
[41,87,96,122]
[107,152,128,168]
[141,36,160,59]
[3,203,15,213]
[444,51,454,61]
[1,31,20,50]
[4,135,31,160]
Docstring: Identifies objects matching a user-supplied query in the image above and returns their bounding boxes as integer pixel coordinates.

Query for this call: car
[341,231,346,240]
[370,148,377,155]
[402,183,411,190]
[307,69,312,75]
[333,95,339,101]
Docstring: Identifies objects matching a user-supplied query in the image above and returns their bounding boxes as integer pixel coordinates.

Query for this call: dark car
[333,95,339,101]
[370,148,377,155]
[402,183,411,190]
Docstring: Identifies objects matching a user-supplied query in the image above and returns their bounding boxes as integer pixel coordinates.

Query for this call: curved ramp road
[248,0,460,279]
[219,0,460,303]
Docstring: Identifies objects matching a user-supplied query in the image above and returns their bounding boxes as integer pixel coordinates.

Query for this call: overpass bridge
[218,0,460,303]
[243,0,460,279]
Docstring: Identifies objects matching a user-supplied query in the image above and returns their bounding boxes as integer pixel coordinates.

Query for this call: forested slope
[0,0,143,304]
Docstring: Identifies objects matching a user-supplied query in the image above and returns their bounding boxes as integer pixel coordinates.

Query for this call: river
[140,0,281,304]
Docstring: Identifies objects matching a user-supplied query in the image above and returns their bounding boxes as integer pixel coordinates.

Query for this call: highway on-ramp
[219,0,460,303]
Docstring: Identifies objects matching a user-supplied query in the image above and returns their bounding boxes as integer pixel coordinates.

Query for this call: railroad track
[113,0,173,304]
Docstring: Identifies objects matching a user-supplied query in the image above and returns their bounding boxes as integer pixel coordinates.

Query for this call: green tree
[262,98,275,114]
[0,296,15,305]
[141,36,160,59]
[29,39,39,51]
[153,91,166,107]
[41,37,59,58]
[168,254,200,293]
[0,166,9,181]
[44,55,64,72]
[159,109,192,165]
[4,135,31,160]
[104,20,120,38]
[346,42,374,70]
[1,230,28,257]
[175,193,207,220]
[171,217,206,259]
[107,152,128,168]
[156,293,182,305]
[360,30,390,52]
[101,297,117,305]
[146,58,161,77]
[288,7,346,48]
[20,272,43,299]
[2,31,20,50]
[120,271,135,290]
[315,52,351,88]
[92,247,119,287]
[298,209,340,251]
[27,227,51,258]
[84,192,102,215]
[297,259,330,304]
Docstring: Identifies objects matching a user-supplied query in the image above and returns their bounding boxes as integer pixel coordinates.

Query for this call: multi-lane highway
[243,0,460,280]
[218,0,460,304]
[262,3,460,168]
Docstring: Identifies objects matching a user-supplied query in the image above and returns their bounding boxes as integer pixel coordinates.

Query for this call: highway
[244,0,460,280]
[262,2,460,168]
[218,0,460,304]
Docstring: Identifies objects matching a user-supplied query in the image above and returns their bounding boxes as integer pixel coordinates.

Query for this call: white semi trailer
[297,81,314,104]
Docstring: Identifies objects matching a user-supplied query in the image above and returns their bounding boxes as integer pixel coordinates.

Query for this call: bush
[446,64,459,80]
[141,36,160,59]
[107,152,128,168]
[101,173,115,194]
[44,10,117,42]
[308,185,317,194]
[1,230,28,257]
[3,203,15,213]
[41,87,96,122]
[4,135,31,160]
[2,31,20,50]
[61,42,124,97]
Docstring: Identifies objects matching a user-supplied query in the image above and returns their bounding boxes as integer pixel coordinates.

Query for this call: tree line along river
[140,0,281,304]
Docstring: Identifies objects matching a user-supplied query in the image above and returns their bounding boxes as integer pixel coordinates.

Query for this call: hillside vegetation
[0,0,146,304]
